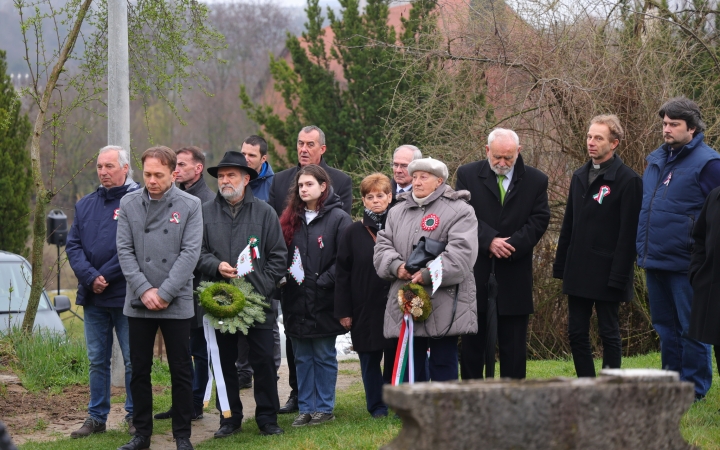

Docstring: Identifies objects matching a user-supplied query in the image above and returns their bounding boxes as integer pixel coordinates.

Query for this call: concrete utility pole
[108,0,131,388]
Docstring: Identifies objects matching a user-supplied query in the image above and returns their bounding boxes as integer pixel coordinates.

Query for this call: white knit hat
[408,157,448,180]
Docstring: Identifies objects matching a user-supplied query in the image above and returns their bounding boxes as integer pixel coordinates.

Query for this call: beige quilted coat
[374,184,479,338]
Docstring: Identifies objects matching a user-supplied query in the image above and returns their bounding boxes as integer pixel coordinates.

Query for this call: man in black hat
[197,151,287,437]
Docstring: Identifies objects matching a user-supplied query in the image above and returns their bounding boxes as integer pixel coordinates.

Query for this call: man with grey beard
[197,151,287,437]
[456,128,550,380]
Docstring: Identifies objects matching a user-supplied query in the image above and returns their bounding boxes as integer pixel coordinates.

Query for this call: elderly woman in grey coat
[374,157,478,381]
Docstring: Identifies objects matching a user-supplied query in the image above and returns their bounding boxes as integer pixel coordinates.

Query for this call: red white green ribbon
[248,236,260,259]
[170,211,181,223]
[592,185,611,204]
[391,313,414,386]
[113,208,120,221]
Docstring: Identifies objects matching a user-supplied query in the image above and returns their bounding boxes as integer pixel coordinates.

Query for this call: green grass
[195,382,400,450]
[8,323,719,450]
[0,327,89,391]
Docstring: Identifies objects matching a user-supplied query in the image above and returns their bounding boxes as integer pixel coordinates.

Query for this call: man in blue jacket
[636,97,720,400]
[66,145,140,438]
[242,135,275,203]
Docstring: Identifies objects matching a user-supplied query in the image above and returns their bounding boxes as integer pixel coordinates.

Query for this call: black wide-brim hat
[207,151,259,180]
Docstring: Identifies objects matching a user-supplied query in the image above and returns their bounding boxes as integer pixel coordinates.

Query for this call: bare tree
[384,0,720,357]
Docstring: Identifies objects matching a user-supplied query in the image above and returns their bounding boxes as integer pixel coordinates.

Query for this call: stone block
[382,369,695,450]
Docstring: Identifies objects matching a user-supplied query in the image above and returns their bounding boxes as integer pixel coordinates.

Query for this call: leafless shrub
[385,0,720,357]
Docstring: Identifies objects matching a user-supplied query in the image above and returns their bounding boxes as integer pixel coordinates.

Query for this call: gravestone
[382,369,695,450]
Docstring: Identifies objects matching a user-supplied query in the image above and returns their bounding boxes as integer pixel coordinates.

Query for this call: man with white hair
[456,128,550,379]
[66,145,140,437]
[390,145,422,205]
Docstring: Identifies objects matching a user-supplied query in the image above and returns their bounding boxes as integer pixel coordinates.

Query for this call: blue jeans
[646,269,712,396]
[83,304,133,422]
[290,336,337,414]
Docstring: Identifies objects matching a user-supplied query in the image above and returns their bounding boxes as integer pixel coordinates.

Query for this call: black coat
[390,179,412,207]
[689,186,720,345]
[281,193,352,339]
[553,157,642,302]
[178,176,217,327]
[197,189,287,329]
[334,213,392,352]
[267,158,353,216]
[456,154,550,315]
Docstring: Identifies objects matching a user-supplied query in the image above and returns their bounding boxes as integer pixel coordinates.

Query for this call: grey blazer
[117,185,203,319]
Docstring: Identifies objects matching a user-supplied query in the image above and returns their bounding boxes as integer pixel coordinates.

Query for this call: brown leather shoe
[70,417,106,438]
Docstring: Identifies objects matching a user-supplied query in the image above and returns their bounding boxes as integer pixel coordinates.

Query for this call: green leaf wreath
[196,278,269,334]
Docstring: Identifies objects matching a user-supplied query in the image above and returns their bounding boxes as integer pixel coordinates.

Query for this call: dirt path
[3,358,361,448]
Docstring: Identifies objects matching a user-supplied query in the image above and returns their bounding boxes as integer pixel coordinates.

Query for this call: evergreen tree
[0,49,32,256]
[240,0,437,173]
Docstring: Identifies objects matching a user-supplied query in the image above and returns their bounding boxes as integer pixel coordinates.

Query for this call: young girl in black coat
[279,164,352,427]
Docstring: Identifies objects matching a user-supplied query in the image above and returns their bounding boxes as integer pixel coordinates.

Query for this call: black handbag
[405,237,446,273]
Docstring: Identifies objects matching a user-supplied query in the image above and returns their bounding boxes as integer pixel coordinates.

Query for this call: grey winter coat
[117,185,203,319]
[374,184,479,338]
[197,189,287,329]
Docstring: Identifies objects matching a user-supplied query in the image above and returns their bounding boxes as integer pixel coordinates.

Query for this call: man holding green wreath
[197,151,287,438]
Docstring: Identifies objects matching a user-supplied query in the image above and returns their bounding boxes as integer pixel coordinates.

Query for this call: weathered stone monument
[382,369,695,450]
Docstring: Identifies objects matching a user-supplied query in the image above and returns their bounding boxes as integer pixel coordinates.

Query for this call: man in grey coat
[197,151,287,437]
[116,146,203,450]
[154,146,214,422]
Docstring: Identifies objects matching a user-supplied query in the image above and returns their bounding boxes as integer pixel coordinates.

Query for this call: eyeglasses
[392,163,409,170]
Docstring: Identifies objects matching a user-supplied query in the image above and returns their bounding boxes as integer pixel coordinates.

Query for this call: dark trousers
[236,335,253,381]
[461,313,529,380]
[237,300,282,377]
[412,336,458,381]
[128,317,193,438]
[189,326,208,413]
[567,296,621,377]
[215,327,280,427]
[357,342,395,416]
[286,336,298,396]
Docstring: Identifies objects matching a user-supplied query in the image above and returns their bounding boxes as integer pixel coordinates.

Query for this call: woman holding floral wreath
[279,164,352,427]
[373,157,479,381]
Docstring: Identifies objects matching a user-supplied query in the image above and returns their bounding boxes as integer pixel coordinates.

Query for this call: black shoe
[238,377,253,390]
[117,435,151,450]
[258,423,284,435]
[214,423,242,438]
[278,394,298,414]
[175,437,194,450]
[154,408,173,420]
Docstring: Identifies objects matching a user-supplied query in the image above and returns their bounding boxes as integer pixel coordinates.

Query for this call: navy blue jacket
[66,181,140,307]
[248,161,274,202]
[636,133,720,272]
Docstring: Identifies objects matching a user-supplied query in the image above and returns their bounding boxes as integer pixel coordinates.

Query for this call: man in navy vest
[636,97,720,400]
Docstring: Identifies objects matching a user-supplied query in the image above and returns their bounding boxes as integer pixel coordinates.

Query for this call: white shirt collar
[497,165,515,182]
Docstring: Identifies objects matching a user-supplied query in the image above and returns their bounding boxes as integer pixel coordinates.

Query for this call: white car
[0,251,70,334]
